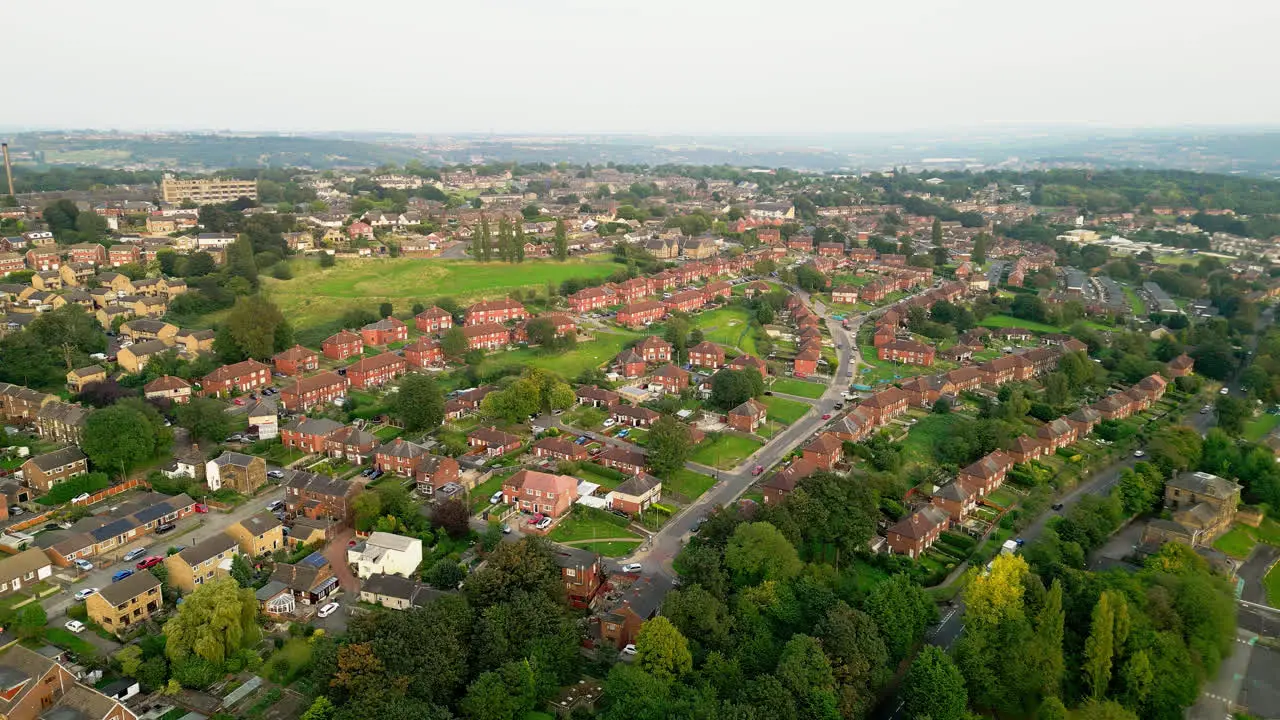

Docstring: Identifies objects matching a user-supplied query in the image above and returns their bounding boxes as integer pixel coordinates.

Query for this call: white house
[246,399,278,440]
[346,532,422,579]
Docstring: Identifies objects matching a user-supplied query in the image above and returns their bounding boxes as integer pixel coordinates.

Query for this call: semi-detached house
[200,359,270,397]
[346,352,406,389]
[280,371,348,412]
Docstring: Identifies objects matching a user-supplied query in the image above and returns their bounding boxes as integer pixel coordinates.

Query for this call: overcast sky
[12,0,1279,135]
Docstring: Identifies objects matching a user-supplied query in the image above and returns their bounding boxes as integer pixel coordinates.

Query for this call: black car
[1051,503,1064,511]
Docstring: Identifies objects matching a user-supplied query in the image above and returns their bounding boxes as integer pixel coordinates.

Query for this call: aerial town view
[0,3,1278,720]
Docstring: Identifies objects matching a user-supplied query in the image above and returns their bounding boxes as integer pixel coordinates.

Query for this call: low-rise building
[348,532,423,579]
[200,359,270,397]
[607,473,662,514]
[280,371,348,412]
[86,571,162,634]
[321,330,363,361]
[21,446,88,495]
[273,345,319,376]
[143,375,193,404]
[165,532,239,592]
[885,505,949,558]
[501,469,579,517]
[206,451,267,494]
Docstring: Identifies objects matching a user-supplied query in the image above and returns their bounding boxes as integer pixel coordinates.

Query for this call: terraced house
[346,352,406,389]
[286,471,356,524]
[414,306,453,332]
[360,316,408,346]
[463,322,510,351]
[404,338,444,367]
[20,446,87,494]
[280,371,348,412]
[465,297,528,325]
[200,359,270,397]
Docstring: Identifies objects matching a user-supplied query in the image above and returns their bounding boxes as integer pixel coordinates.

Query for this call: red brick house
[404,338,444,368]
[704,281,731,299]
[568,286,613,313]
[957,450,1015,496]
[617,300,666,328]
[793,347,821,377]
[831,407,876,444]
[468,426,523,456]
[817,242,845,257]
[534,436,588,462]
[878,339,936,366]
[802,432,842,470]
[861,387,910,424]
[607,473,662,515]
[346,352,406,389]
[617,277,656,304]
[280,371,348,412]
[615,348,647,378]
[1093,393,1136,421]
[321,330,364,361]
[416,454,461,496]
[107,244,140,267]
[1007,434,1048,463]
[611,404,660,428]
[25,248,60,271]
[325,425,379,464]
[831,286,859,304]
[67,242,107,265]
[375,438,428,476]
[200,359,270,397]
[1136,373,1168,402]
[756,228,781,245]
[649,364,689,394]
[555,547,602,608]
[347,222,373,240]
[762,457,818,505]
[727,354,768,379]
[281,416,345,454]
[727,398,768,433]
[635,336,673,363]
[463,322,510,351]
[513,313,576,343]
[502,469,578,517]
[576,385,620,408]
[688,341,725,369]
[598,446,646,476]
[360,317,408,346]
[1065,406,1102,437]
[885,505,949,558]
[466,298,528,326]
[414,306,453,333]
[849,248,877,264]
[1167,353,1194,377]
[273,345,318,376]
[1036,417,1078,452]
[286,470,357,524]
[663,289,706,314]
[931,481,977,523]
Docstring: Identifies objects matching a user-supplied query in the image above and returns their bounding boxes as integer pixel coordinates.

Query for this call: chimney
[1,143,12,198]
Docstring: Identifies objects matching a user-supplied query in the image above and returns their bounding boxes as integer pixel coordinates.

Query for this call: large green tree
[634,616,692,681]
[646,415,691,478]
[175,397,232,445]
[724,522,801,585]
[163,578,260,666]
[223,294,291,360]
[903,646,968,720]
[83,399,172,475]
[390,373,445,432]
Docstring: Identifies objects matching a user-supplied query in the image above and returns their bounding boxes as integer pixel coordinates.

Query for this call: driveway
[322,529,360,593]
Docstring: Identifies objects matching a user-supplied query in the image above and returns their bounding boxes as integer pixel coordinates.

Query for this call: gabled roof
[887,505,949,539]
[1167,471,1240,500]
[804,432,842,456]
[728,398,767,417]
[613,473,661,497]
[26,446,86,472]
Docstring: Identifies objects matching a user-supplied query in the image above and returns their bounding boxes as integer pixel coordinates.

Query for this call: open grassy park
[690,434,763,469]
[760,395,811,424]
[978,314,1112,333]
[770,377,826,398]
[264,254,619,342]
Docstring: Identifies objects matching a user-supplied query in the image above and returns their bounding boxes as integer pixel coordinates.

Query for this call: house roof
[469,426,521,447]
[598,446,646,467]
[728,398,767,417]
[376,438,427,459]
[0,549,50,583]
[804,432,842,456]
[96,570,160,607]
[1167,471,1240,500]
[284,416,345,437]
[211,451,258,468]
[613,473,661,497]
[323,330,362,346]
[68,365,104,379]
[238,512,283,537]
[933,482,973,502]
[274,344,316,362]
[176,532,237,567]
[286,470,352,498]
[144,375,191,393]
[506,469,578,496]
[887,505,949,539]
[283,371,346,396]
[26,446,86,472]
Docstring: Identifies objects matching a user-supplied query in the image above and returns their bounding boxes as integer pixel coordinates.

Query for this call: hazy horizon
[13,0,1280,135]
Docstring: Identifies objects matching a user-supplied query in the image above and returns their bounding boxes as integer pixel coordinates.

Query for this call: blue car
[111,570,134,583]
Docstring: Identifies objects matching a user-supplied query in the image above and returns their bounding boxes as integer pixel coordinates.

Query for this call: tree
[379,302,394,318]
[864,573,936,660]
[1084,590,1117,698]
[524,317,559,348]
[816,602,890,719]
[1120,649,1153,712]
[724,522,801,584]
[225,295,291,360]
[389,374,445,432]
[175,397,232,445]
[319,252,336,268]
[903,646,968,720]
[663,317,691,363]
[430,498,471,539]
[163,578,260,666]
[660,584,732,661]
[709,368,762,410]
[83,401,170,476]
[300,696,336,720]
[646,415,691,478]
[553,219,568,261]
[423,558,465,589]
[226,235,258,286]
[964,553,1028,627]
[1033,579,1066,698]
[634,616,692,681]
[12,602,46,640]
[776,634,839,720]
[972,232,990,264]
[932,217,944,245]
[441,327,469,357]
[229,553,253,588]
[1214,394,1249,435]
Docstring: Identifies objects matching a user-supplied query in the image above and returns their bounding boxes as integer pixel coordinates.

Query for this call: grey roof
[238,512,283,536]
[1168,471,1241,500]
[177,531,237,567]
[211,451,258,468]
[27,446,86,472]
[284,416,344,436]
[96,570,160,606]
[286,470,351,498]
[255,579,289,601]
[613,473,661,497]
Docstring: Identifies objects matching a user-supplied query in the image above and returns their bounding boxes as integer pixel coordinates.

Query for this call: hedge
[38,473,110,506]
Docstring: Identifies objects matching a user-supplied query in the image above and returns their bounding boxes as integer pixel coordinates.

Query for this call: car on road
[72,493,91,504]
[318,602,340,618]
[764,391,774,396]
[621,563,642,573]
[73,559,93,572]
[834,402,844,410]
[136,556,163,570]
[267,470,285,479]
[1220,387,1230,395]
[1201,405,1212,414]
[7,506,22,516]
[752,465,764,476]
[622,644,637,655]
[822,413,832,420]
[111,570,134,583]
[1133,449,1145,458]
[1052,502,1065,511]
[489,490,504,505]
[122,548,148,562]
[64,621,86,634]
[73,587,99,601]
[267,500,285,512]
[233,398,245,405]
[500,524,512,534]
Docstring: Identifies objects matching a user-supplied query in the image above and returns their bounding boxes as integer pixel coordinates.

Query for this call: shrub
[39,473,111,506]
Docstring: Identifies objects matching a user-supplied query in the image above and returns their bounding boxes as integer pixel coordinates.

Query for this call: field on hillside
[264,255,619,341]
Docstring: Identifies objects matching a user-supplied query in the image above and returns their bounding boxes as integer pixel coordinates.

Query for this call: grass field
[573,540,642,557]
[266,254,619,341]
[695,306,756,352]
[469,472,510,514]
[900,413,971,468]
[572,464,623,490]
[770,377,826,398]
[1243,413,1280,442]
[1122,286,1145,316]
[690,434,763,469]
[1266,564,1280,607]
[664,467,716,501]
[760,395,811,424]
[1212,526,1257,559]
[42,627,97,656]
[476,330,640,378]
[547,508,638,543]
[979,314,1112,333]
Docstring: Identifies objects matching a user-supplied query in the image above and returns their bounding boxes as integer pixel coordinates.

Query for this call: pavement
[1237,545,1280,605]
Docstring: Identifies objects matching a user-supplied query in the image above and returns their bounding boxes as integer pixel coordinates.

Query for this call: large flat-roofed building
[160,175,259,204]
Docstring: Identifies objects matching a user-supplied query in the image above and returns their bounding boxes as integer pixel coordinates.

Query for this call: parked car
[136,556,163,570]
[500,524,512,534]
[111,570,134,583]
[64,621,86,634]
[122,548,148,562]
[233,398,245,406]
[536,517,552,530]
[1200,405,1212,414]
[73,587,98,601]
[621,563,643,573]
[267,470,285,479]
[822,413,832,420]
[489,490,504,505]
[318,602,340,618]
[622,644,637,655]
[267,500,284,512]
[1051,503,1065,511]
[1220,387,1230,395]
[574,436,588,445]
[1133,449,1145,458]
[602,418,617,428]
[73,559,93,572]
[193,503,209,513]
[7,506,22,516]
[155,522,176,534]
[752,465,764,476]
[528,513,544,525]
[72,493,91,504]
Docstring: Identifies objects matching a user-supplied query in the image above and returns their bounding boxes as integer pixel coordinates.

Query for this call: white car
[621,644,637,655]
[73,559,93,572]
[64,620,86,634]
[71,493,91,504]
[536,517,552,530]
[317,602,340,618]
[1220,387,1230,395]
[621,563,642,573]
[122,548,147,562]
[73,587,99,601]
[490,490,504,505]
[602,419,617,428]
[1133,449,1146,458]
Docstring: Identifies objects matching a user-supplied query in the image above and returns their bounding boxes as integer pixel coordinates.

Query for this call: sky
[12,0,1280,136]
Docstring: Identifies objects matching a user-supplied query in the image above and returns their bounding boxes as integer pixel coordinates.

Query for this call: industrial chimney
[1,143,12,198]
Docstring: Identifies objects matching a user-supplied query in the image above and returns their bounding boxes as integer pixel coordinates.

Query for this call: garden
[769,377,826,398]
[546,506,640,545]
[689,434,763,470]
[759,395,811,424]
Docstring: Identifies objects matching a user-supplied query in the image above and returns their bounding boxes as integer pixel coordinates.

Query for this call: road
[42,483,285,619]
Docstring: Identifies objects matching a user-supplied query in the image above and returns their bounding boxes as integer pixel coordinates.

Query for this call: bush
[39,472,111,506]
[170,656,223,689]
[67,604,87,621]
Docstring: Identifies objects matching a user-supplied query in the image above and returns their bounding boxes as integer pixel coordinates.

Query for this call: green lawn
[695,306,756,352]
[469,472,510,514]
[986,488,1019,510]
[900,413,971,468]
[770,377,826,398]
[547,508,638,543]
[1266,563,1280,607]
[664,468,716,501]
[477,330,640,378]
[574,540,641,557]
[266,254,619,343]
[690,434,763,469]
[760,395,811,424]
[572,464,623,490]
[1121,285,1145,316]
[42,627,97,656]
[1212,527,1258,559]
[1243,413,1280,442]
[979,314,1112,333]
[562,405,606,430]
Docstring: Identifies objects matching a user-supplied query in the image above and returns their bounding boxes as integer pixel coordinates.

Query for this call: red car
[752,465,764,476]
[233,398,245,406]
[193,503,209,514]
[528,513,544,525]
[135,556,163,570]
[822,413,832,420]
